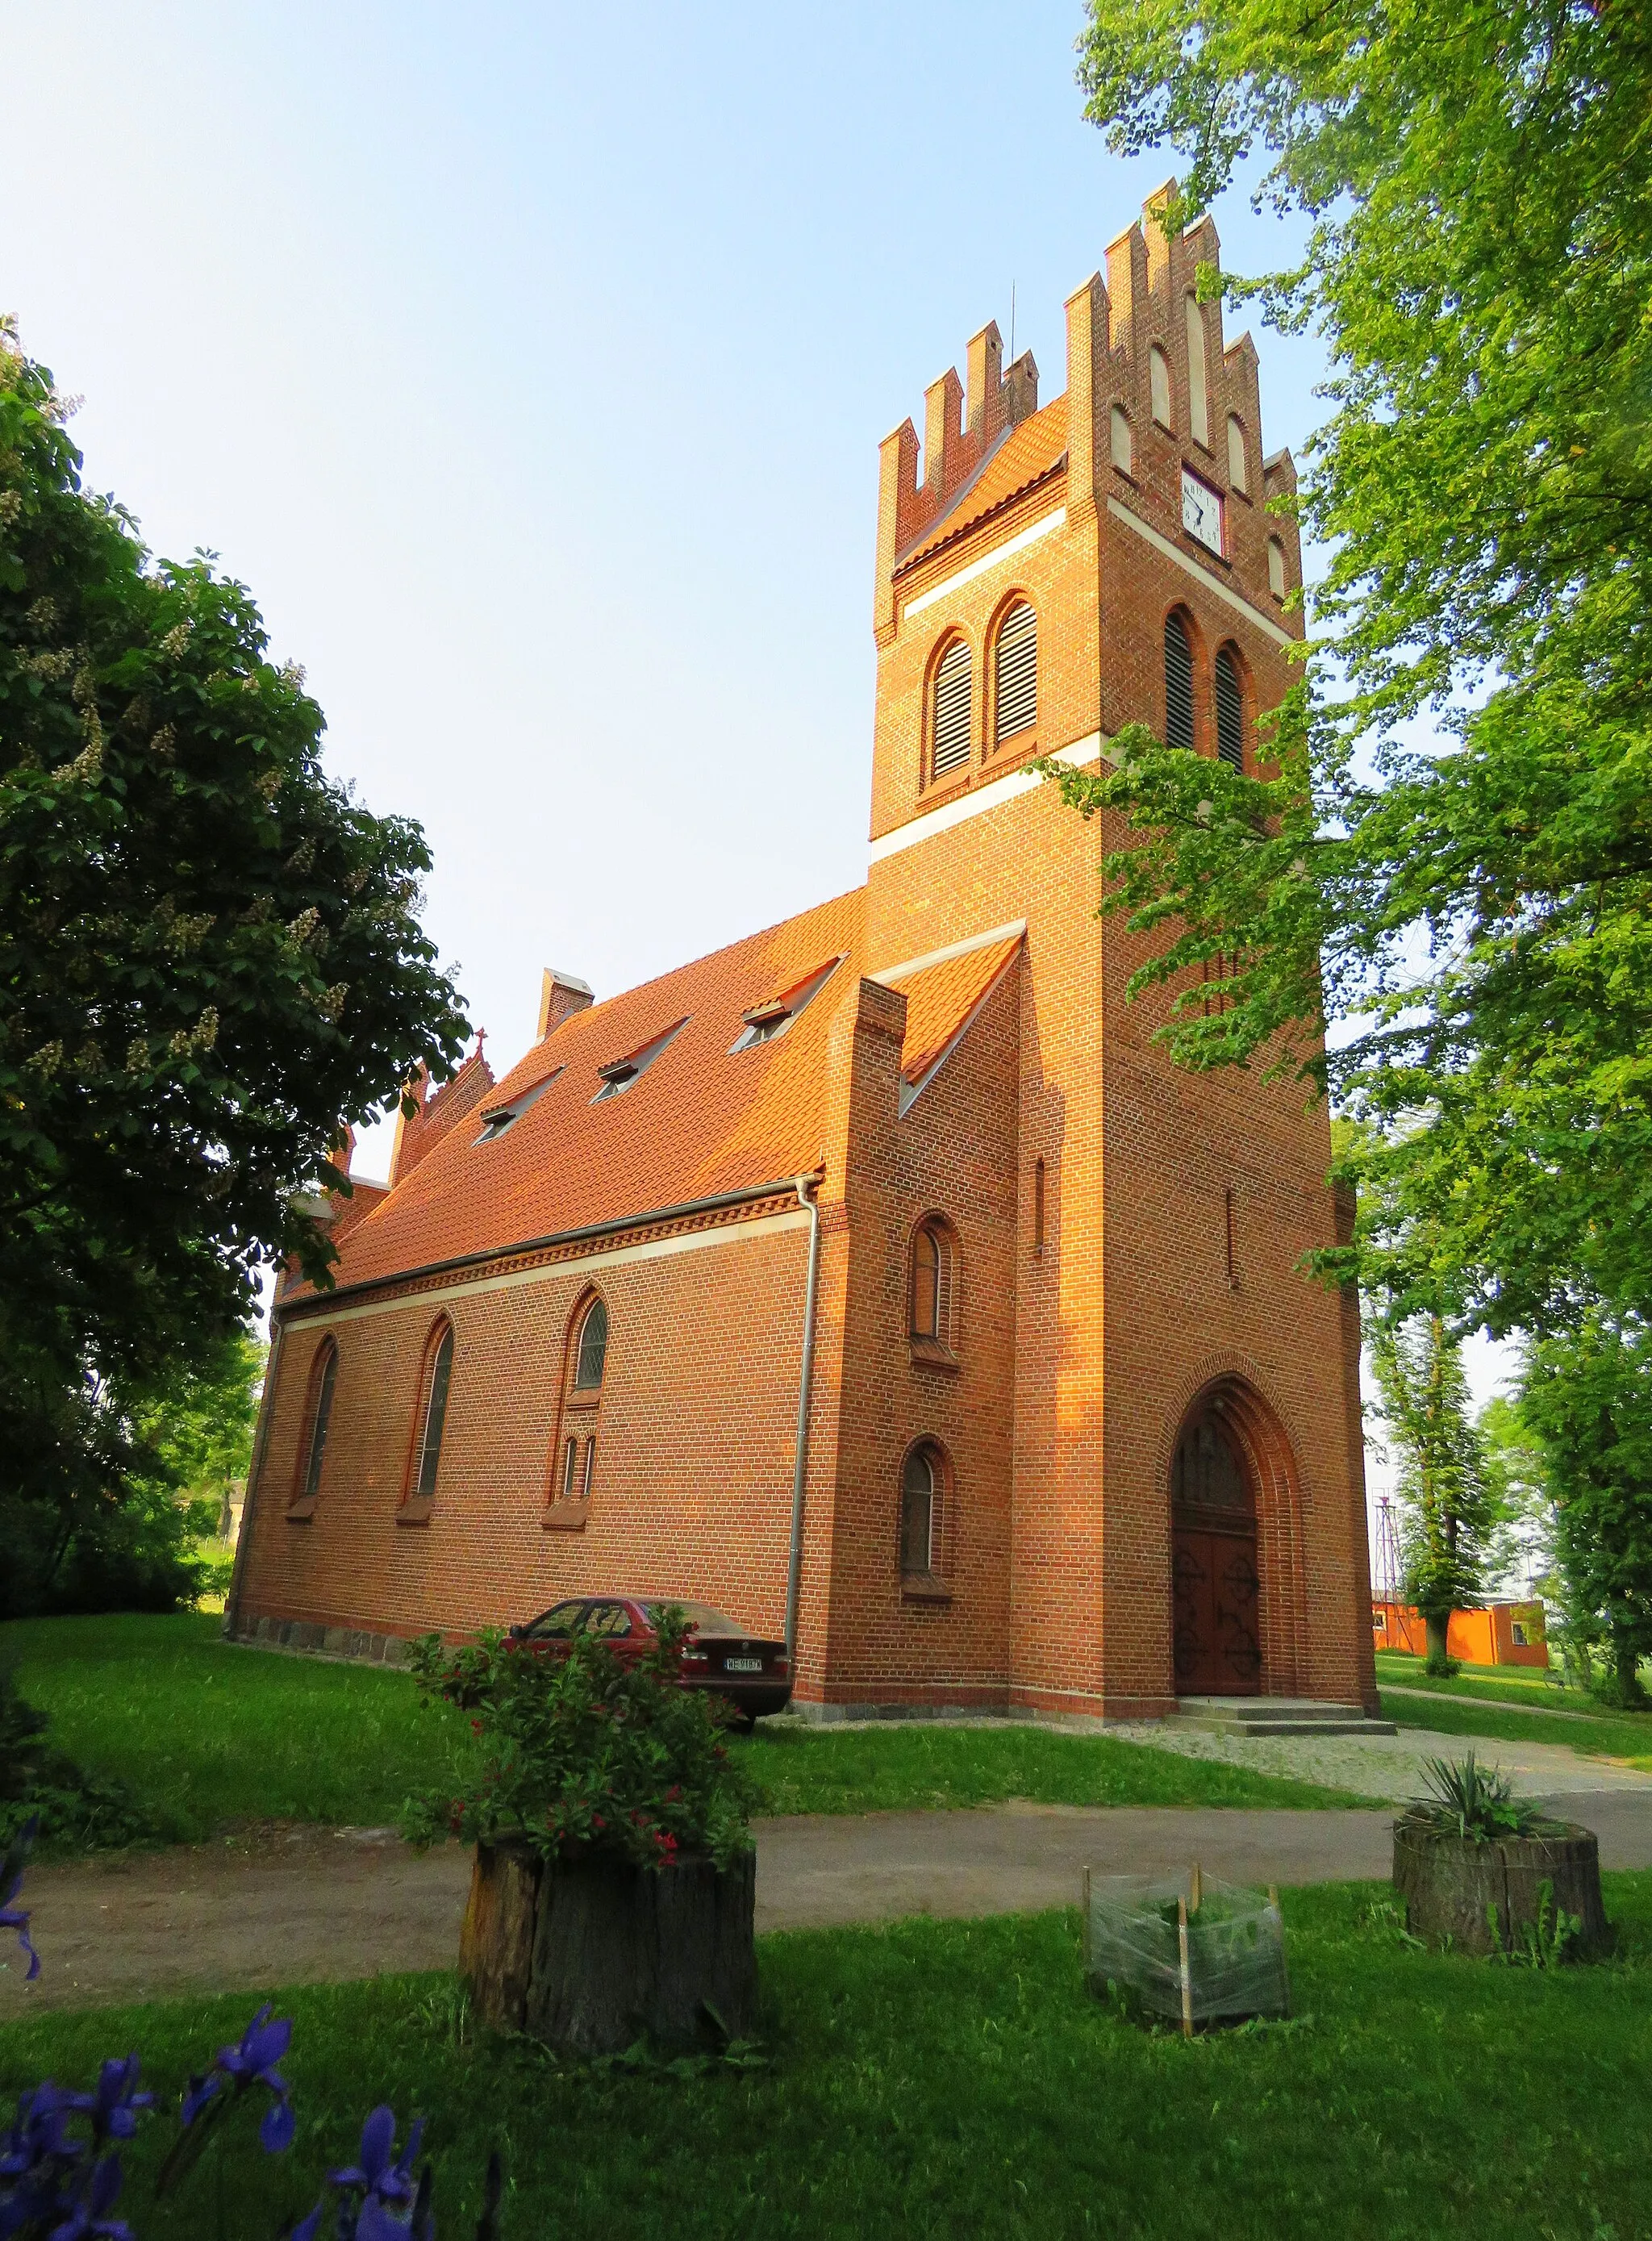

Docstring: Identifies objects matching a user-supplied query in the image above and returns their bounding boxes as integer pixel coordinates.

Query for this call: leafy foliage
[1368,1312,1501,1664]
[402,1612,758,1872]
[0,323,469,1516]
[1521,1312,1652,1707]
[0,1665,158,1854]
[1062,0,1652,1336]
[1,1329,261,1619]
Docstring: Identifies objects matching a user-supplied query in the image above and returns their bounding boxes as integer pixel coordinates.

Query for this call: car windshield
[524,1600,584,1638]
[644,1600,747,1637]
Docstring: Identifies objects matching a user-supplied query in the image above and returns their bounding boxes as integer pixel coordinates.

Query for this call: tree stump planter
[459,1840,757,2055]
[1392,1820,1612,1959]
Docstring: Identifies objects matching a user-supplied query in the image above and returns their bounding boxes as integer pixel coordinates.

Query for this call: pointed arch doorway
[1171,1393,1263,1695]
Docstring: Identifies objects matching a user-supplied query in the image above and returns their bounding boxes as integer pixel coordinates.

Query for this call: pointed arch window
[1164,613,1195,751]
[901,1447,937,1576]
[993,603,1037,745]
[403,1320,453,1512]
[930,639,973,779]
[574,1296,608,1390]
[289,1338,338,1517]
[1215,647,1245,770]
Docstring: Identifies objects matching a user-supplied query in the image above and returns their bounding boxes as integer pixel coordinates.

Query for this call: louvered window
[994,603,1037,744]
[1216,648,1244,770]
[930,640,973,778]
[1164,614,1195,750]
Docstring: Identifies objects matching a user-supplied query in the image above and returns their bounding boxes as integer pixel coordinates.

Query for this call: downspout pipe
[783,1171,824,1662]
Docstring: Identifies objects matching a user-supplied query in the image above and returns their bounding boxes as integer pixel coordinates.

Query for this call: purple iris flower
[0,2081,85,2239]
[179,2005,294,2152]
[81,2059,152,2147]
[0,1837,40,1984]
[40,2150,131,2241]
[329,2107,424,2206]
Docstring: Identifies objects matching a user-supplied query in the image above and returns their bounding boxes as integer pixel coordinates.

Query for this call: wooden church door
[1171,1402,1262,1696]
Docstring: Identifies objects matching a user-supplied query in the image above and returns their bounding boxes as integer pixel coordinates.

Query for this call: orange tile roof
[885,935,1024,1091]
[316,890,866,1292]
[899,401,1068,571]
[301,901,1024,1299]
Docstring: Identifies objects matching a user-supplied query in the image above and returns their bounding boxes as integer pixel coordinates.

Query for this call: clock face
[1181,469,1224,557]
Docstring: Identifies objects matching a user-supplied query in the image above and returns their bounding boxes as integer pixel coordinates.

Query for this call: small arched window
[574,1297,609,1390]
[1267,536,1287,599]
[930,638,973,778]
[994,603,1037,745]
[900,1445,940,1577]
[411,1322,454,1502]
[910,1219,957,1351]
[1149,345,1172,430]
[1185,297,1209,449]
[1215,648,1244,770]
[1227,415,1248,493]
[1164,612,1195,751]
[1109,403,1133,475]
[294,1339,338,1510]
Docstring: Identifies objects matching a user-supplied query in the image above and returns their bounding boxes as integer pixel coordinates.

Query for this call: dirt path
[6,1791,1652,2018]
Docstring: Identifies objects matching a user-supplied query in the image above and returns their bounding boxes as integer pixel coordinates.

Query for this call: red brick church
[229,187,1378,1721]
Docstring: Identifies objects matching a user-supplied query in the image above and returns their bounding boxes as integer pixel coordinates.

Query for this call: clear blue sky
[4,1,1330,1153]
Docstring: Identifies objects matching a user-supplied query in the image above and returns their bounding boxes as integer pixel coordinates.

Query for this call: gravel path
[1102,1717,1652,1801]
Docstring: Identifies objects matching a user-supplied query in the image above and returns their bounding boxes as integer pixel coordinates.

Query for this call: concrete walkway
[7,1788,1652,2018]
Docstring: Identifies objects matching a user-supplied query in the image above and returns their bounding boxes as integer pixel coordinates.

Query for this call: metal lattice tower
[1371,1498,1404,1602]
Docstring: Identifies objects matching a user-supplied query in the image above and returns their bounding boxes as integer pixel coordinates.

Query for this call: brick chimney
[537,966,595,1041]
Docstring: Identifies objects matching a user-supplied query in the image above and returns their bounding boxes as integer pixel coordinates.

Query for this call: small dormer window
[474,1069,562,1143]
[591,1017,688,1103]
[728,958,844,1054]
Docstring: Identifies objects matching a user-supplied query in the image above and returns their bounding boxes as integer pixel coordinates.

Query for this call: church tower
[861,186,1374,1715]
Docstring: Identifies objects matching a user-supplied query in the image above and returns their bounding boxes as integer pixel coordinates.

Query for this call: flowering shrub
[0,1827,498,2238]
[400,1609,758,1872]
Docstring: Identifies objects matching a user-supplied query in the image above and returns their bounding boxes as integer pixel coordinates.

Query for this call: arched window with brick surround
[899,1440,952,1584]
[403,1318,453,1513]
[290,1337,338,1517]
[910,1217,958,1356]
[1164,611,1195,751]
[552,1290,608,1512]
[929,636,973,781]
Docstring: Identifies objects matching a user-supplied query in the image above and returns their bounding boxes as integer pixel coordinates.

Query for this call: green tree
[1055,0,1652,1336]
[1369,1312,1499,1674]
[1521,1312,1652,1708]
[0,325,469,1504]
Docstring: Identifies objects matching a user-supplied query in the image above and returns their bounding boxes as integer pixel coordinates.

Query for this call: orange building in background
[1373,1601,1550,1669]
[227,186,1378,1721]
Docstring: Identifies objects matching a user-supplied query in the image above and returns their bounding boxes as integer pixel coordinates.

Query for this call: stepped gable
[321,889,867,1292]
[389,1041,497,1186]
[897,402,1068,574]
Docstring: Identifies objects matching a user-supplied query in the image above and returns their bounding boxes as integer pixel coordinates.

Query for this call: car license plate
[724,1657,762,1673]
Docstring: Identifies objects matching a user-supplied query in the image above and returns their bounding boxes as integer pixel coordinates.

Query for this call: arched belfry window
[291,1338,338,1514]
[574,1296,608,1390]
[1164,613,1195,751]
[994,603,1037,745]
[910,1219,957,1353]
[407,1321,453,1507]
[1215,648,1244,771]
[930,639,973,779]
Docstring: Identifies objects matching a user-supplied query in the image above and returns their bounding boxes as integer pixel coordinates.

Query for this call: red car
[510,1595,793,1722]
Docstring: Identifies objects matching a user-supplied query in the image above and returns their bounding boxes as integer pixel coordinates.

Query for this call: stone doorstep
[1176,1696,1400,1738]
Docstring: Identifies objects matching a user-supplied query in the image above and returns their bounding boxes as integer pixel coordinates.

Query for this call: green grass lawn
[1375,1650,1604,1713]
[1371,1658,1650,1756]
[6,1878,1652,2239]
[5,1613,1369,1851]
